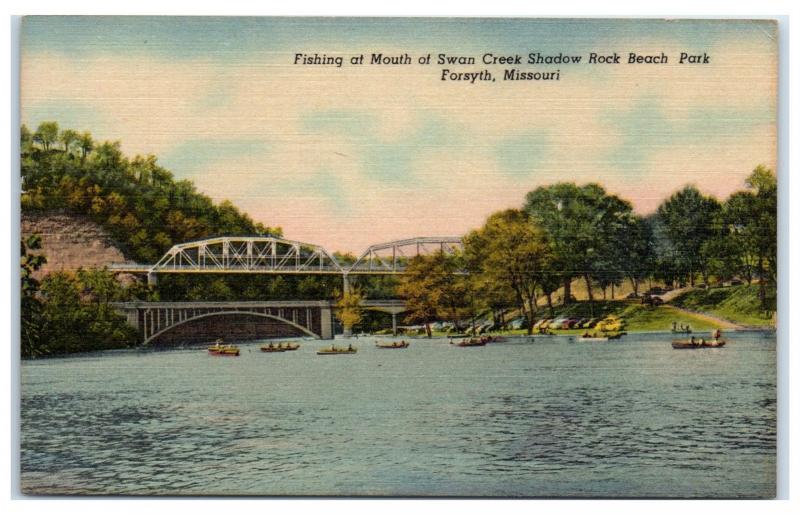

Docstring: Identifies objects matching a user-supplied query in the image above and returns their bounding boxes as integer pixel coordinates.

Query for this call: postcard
[18,17,778,497]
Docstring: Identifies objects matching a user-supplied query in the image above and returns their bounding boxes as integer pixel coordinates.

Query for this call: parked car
[508,317,527,330]
[583,318,598,328]
[595,316,625,333]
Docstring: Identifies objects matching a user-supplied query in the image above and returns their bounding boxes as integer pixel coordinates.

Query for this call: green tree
[33,121,59,151]
[464,209,553,334]
[78,131,94,161]
[60,129,79,155]
[524,183,636,304]
[397,251,467,337]
[21,235,47,358]
[719,166,777,308]
[655,186,721,286]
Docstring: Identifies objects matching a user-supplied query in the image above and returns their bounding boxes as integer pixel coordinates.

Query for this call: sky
[20,17,777,253]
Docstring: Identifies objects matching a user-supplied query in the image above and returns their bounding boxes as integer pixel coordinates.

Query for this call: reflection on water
[21,331,775,497]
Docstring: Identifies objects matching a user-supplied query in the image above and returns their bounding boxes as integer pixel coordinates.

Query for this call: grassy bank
[412,299,729,338]
[670,285,775,328]
[536,301,724,333]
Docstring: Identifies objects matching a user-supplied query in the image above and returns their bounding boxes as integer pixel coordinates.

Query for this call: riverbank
[413,293,774,338]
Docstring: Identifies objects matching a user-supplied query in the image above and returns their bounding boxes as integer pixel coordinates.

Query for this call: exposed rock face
[21,212,128,278]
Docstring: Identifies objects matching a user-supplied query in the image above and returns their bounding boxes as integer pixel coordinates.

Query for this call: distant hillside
[21,122,281,264]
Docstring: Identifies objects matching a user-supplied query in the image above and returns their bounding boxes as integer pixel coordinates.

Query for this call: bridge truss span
[151,236,344,275]
[347,236,464,274]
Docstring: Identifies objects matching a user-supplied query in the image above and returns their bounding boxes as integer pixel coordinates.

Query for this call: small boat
[672,340,726,349]
[578,336,609,342]
[376,341,409,349]
[317,345,357,355]
[260,345,287,353]
[455,338,486,347]
[208,340,240,356]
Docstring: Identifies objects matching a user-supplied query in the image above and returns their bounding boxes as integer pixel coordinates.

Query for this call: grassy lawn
[376,286,774,337]
[670,285,775,328]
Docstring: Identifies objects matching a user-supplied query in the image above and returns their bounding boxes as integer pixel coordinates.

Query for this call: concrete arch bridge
[114,299,407,345]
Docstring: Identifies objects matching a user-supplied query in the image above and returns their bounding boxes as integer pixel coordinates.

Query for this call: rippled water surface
[21,332,776,497]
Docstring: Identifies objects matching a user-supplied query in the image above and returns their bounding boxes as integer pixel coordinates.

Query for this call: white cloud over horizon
[21,19,777,253]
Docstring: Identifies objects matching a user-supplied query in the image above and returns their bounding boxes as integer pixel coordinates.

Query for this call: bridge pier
[320,304,334,340]
[147,272,158,286]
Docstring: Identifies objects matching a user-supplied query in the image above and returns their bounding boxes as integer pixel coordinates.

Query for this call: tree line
[22,122,281,263]
[397,167,777,335]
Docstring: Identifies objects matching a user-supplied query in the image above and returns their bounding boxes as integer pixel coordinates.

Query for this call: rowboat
[376,341,409,349]
[260,345,287,353]
[455,339,486,347]
[207,341,240,356]
[317,346,357,355]
[672,340,726,349]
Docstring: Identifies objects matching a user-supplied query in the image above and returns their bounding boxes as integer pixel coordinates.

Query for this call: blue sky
[20,17,778,251]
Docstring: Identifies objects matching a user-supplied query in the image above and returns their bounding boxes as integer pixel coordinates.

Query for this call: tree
[78,131,94,161]
[718,166,777,308]
[524,183,636,304]
[620,215,655,296]
[335,288,364,334]
[464,209,553,334]
[60,129,79,155]
[21,235,47,357]
[655,186,721,286]
[397,251,467,337]
[33,121,59,151]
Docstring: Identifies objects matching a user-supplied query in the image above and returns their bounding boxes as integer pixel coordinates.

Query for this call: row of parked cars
[532,315,626,332]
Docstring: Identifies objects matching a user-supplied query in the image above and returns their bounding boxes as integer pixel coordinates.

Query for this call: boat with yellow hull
[207,341,240,356]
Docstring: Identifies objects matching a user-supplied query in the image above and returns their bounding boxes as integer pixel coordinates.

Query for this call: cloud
[20,19,777,252]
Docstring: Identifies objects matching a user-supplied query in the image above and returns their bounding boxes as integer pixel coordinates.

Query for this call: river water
[20,331,776,498]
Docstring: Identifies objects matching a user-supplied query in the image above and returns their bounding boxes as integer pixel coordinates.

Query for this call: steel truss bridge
[108,235,463,284]
[108,236,461,341]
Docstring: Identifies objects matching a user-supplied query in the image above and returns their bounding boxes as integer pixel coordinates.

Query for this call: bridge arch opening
[144,311,317,346]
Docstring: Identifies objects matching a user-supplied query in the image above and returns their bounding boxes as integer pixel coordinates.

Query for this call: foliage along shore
[21,122,777,355]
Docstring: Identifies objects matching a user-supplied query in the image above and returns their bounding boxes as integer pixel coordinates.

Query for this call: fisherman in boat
[690,336,696,344]
[348,343,353,351]
[712,329,722,341]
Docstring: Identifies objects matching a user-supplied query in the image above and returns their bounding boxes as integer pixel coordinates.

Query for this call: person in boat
[700,338,706,345]
[690,336,696,344]
[712,329,722,341]
[347,343,353,351]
